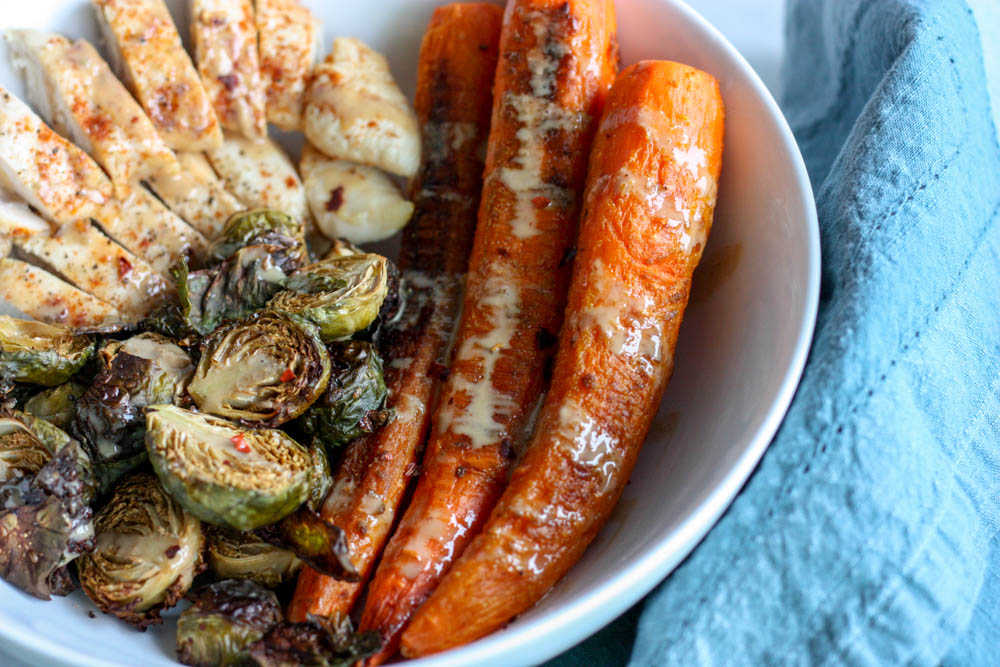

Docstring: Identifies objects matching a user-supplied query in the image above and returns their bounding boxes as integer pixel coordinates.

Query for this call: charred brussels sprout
[73,334,193,490]
[188,311,330,427]
[298,341,391,450]
[248,615,381,667]
[177,579,283,667]
[78,473,203,628]
[273,507,359,582]
[0,316,93,386]
[210,209,306,264]
[163,238,303,337]
[0,438,95,599]
[145,405,314,531]
[268,254,389,342]
[23,382,84,430]
[0,415,51,484]
[205,527,301,587]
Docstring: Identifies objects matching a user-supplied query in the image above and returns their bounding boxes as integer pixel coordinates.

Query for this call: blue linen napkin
[552,0,1000,664]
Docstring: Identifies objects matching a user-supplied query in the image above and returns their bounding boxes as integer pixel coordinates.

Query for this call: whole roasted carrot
[359,0,618,662]
[286,2,502,623]
[400,60,725,656]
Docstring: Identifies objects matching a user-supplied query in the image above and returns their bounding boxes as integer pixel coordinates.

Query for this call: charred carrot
[400,60,725,656]
[286,3,502,623]
[359,1,618,662]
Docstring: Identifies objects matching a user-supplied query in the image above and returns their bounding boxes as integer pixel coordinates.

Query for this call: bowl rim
[0,0,820,665]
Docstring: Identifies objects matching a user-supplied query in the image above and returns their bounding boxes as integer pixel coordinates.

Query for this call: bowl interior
[0,1,818,666]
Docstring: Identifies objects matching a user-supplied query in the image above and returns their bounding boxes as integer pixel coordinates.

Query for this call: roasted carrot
[358,1,618,662]
[400,60,725,656]
[286,2,502,623]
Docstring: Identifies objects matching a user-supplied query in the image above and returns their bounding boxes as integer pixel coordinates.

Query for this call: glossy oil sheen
[0,1,819,665]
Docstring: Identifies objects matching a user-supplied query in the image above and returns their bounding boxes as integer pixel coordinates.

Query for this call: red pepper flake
[325,186,345,212]
[117,256,133,280]
[280,368,296,382]
[531,196,549,209]
[231,434,251,453]
[285,176,297,189]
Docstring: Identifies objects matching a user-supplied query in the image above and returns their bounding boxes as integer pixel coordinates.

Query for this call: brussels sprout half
[74,334,194,488]
[298,341,391,450]
[177,579,283,667]
[205,526,301,588]
[248,614,381,667]
[0,316,93,386]
[210,209,306,264]
[78,472,204,628]
[268,254,389,342]
[0,438,95,600]
[187,311,331,427]
[145,405,315,531]
[23,382,84,430]
[0,415,51,484]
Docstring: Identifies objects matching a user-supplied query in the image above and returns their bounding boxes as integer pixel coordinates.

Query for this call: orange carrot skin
[286,3,502,623]
[400,60,726,657]
[358,1,618,663]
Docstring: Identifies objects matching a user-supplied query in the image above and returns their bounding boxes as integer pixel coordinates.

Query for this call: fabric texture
[551,0,1000,664]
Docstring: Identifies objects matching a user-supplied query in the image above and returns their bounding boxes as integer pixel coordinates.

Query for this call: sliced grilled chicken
[0,85,111,224]
[0,194,168,320]
[145,152,242,239]
[191,0,267,140]
[93,188,209,274]
[93,0,223,152]
[304,38,420,177]
[0,258,120,326]
[206,134,309,224]
[299,143,413,244]
[256,0,320,130]
[4,29,176,197]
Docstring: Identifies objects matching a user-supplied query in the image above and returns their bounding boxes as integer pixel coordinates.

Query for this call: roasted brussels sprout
[0,316,93,386]
[23,382,84,430]
[162,239,303,337]
[268,254,389,342]
[177,579,283,667]
[73,334,194,490]
[0,414,51,484]
[0,439,95,599]
[273,507,359,582]
[145,405,315,531]
[298,341,391,450]
[78,473,204,628]
[187,311,331,427]
[248,615,381,667]
[210,209,306,264]
[205,527,301,588]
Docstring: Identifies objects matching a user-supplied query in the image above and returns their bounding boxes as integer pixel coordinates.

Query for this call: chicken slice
[256,0,320,131]
[0,194,168,320]
[300,143,413,245]
[4,29,176,197]
[145,152,243,239]
[191,0,267,140]
[304,38,420,178]
[93,188,209,274]
[0,258,120,327]
[0,85,112,224]
[93,0,222,152]
[206,134,309,223]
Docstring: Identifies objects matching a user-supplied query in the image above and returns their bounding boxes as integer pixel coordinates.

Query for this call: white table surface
[0,2,785,666]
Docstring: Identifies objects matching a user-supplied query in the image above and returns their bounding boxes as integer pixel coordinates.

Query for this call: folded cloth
[553,0,1000,664]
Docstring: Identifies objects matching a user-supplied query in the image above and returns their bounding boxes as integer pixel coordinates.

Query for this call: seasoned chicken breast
[0,193,168,320]
[191,0,267,140]
[0,258,120,327]
[0,85,112,224]
[300,143,413,244]
[304,38,420,177]
[256,0,320,130]
[146,152,242,239]
[93,0,223,152]
[4,29,176,196]
[94,188,209,274]
[206,134,310,224]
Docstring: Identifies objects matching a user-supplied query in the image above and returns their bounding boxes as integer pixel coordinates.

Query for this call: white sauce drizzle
[555,398,621,495]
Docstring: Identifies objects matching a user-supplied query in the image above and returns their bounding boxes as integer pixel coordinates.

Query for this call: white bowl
[0,1,819,665]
